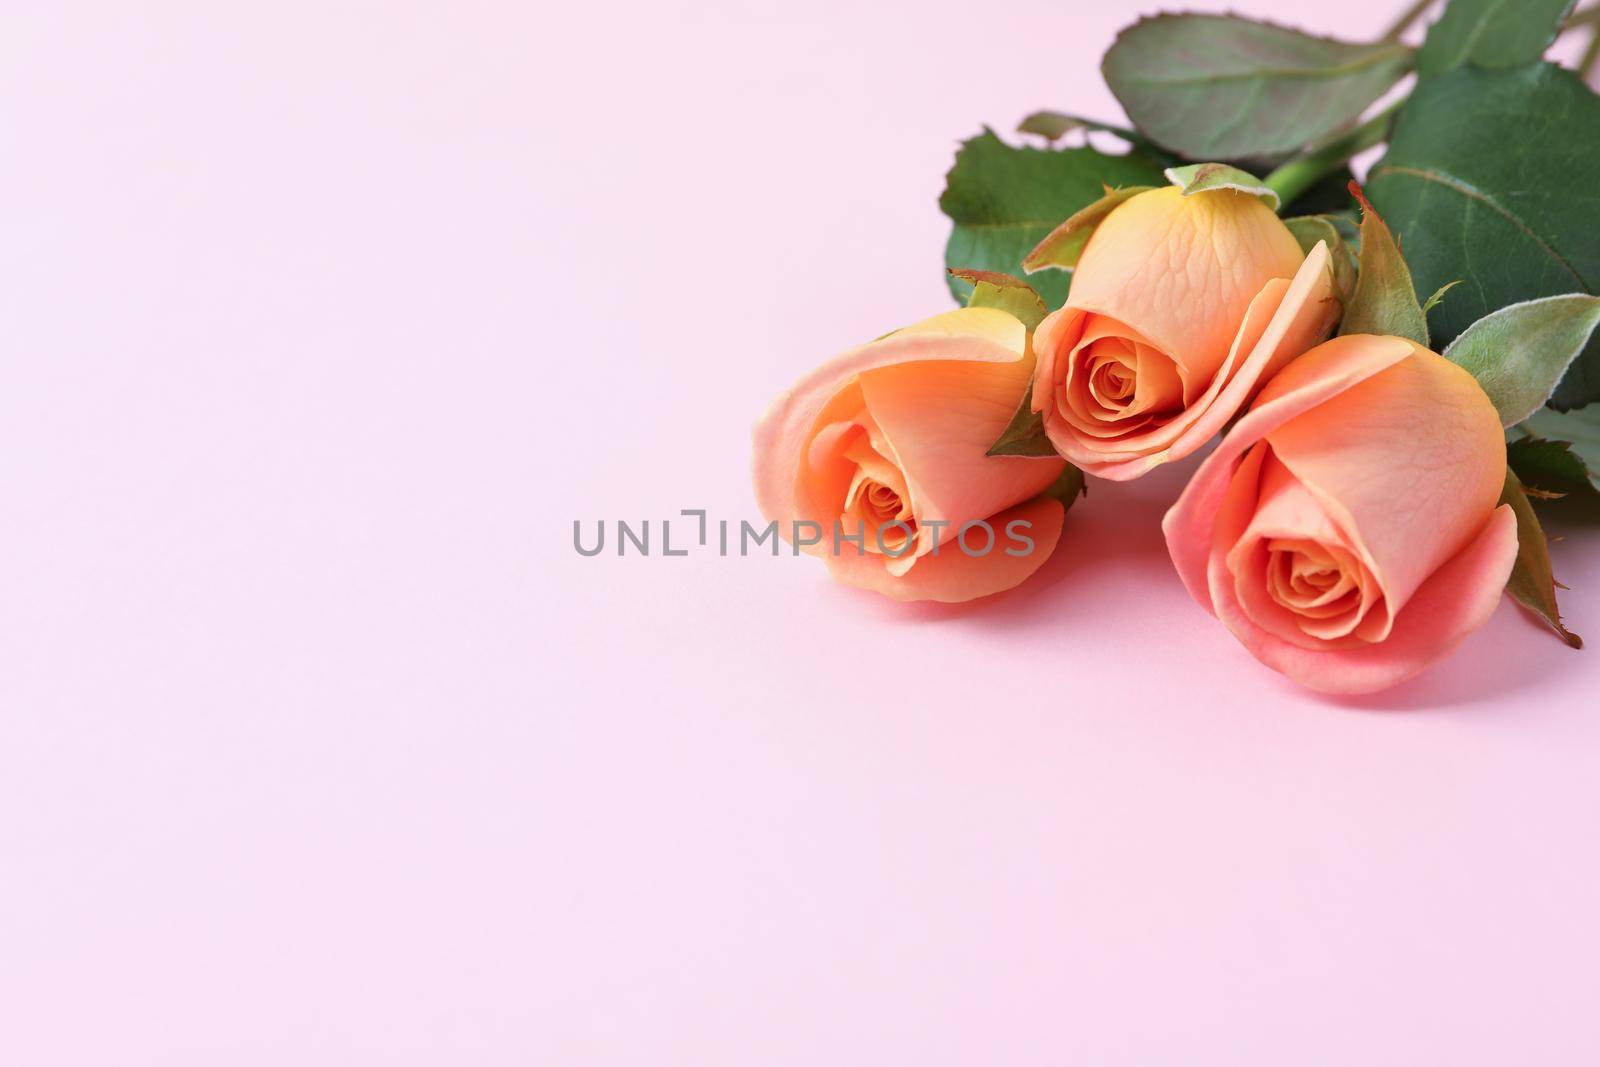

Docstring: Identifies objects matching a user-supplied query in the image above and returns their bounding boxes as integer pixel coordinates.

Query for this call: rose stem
[1261,101,1404,213]
[1380,0,1435,41]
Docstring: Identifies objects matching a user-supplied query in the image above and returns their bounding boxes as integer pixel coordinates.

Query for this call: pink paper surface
[4,1,1600,1063]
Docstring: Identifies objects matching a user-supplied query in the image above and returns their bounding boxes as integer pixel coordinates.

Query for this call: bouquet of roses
[753,0,1600,695]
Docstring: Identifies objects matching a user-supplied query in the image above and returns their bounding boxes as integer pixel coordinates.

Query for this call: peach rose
[1163,334,1517,695]
[753,307,1069,602]
[1032,186,1339,480]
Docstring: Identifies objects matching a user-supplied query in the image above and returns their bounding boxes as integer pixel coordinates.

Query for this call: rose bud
[1163,334,1517,695]
[1032,186,1338,480]
[753,307,1069,602]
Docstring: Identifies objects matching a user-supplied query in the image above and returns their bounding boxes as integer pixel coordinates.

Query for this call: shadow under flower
[829,444,1595,715]
[839,450,1205,629]
[1312,489,1599,713]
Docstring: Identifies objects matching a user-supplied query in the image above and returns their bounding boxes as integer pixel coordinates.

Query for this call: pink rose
[1163,334,1517,695]
[753,307,1068,602]
[1032,186,1339,480]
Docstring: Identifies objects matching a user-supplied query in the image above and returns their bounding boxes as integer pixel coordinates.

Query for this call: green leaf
[1022,185,1154,274]
[1016,111,1086,143]
[1514,405,1600,493]
[1366,64,1600,407]
[1284,215,1356,300]
[951,268,1049,332]
[1014,112,1132,145]
[1015,113,1179,166]
[987,380,1057,458]
[1164,162,1279,210]
[1443,295,1600,426]
[1101,14,1412,159]
[941,129,1166,308]
[1508,434,1594,496]
[1417,0,1576,76]
[1499,466,1583,649]
[1339,184,1429,346]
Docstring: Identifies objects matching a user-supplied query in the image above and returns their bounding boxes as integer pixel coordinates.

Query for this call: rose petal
[825,494,1066,603]
[1213,505,1517,695]
[753,307,1028,534]
[1165,333,1516,695]
[1261,344,1507,618]
[858,356,1063,543]
[1031,306,1083,440]
[1222,453,1384,651]
[1163,334,1417,611]
[1048,243,1337,480]
[1065,187,1304,382]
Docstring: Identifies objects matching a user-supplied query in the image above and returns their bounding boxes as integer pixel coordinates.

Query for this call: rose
[753,307,1069,602]
[1163,334,1517,695]
[1031,186,1339,480]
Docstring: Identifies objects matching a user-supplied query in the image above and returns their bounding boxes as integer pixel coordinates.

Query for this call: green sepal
[1283,214,1356,301]
[1165,162,1279,210]
[1039,463,1086,510]
[987,380,1058,459]
[1500,466,1583,649]
[1338,182,1429,346]
[1023,185,1154,274]
[1421,280,1461,314]
[956,270,1058,459]
[951,268,1049,331]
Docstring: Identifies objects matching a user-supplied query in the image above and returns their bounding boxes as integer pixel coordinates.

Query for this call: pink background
[4,1,1600,1063]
